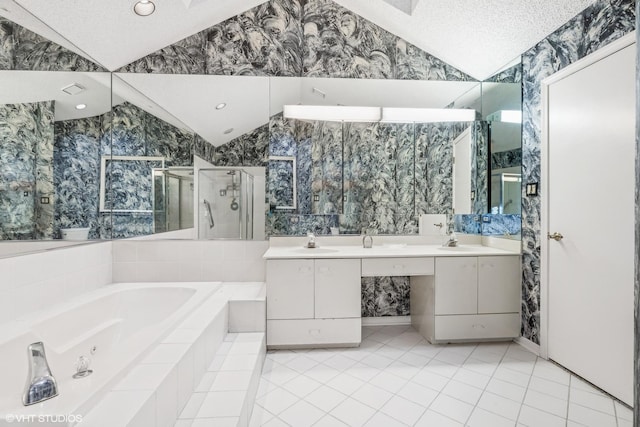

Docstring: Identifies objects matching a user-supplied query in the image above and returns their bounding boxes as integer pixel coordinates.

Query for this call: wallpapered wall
[0,101,54,239]
[521,0,635,343]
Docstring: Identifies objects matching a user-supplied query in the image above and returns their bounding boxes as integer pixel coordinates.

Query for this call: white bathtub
[0,282,221,424]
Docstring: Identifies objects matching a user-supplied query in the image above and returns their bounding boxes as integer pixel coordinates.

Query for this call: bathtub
[0,282,221,424]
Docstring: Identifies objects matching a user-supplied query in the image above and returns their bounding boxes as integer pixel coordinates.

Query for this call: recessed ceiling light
[134,0,155,16]
[215,103,227,110]
[223,128,234,134]
[75,104,87,110]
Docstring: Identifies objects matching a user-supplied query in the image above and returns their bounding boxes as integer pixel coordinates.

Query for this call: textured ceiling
[1,0,597,79]
[333,0,597,79]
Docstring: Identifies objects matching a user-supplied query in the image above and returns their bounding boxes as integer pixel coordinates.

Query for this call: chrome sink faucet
[306,232,317,248]
[23,342,58,406]
[443,231,459,247]
[362,233,373,248]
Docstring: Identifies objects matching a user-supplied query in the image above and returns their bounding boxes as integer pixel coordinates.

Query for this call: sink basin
[291,247,340,254]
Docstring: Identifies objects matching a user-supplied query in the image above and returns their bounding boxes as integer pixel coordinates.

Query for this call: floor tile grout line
[513,344,537,426]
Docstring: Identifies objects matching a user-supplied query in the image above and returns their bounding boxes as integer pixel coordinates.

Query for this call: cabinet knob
[472,324,486,329]
[319,267,330,273]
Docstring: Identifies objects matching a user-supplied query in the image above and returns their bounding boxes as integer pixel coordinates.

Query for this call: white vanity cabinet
[412,255,521,343]
[266,258,361,348]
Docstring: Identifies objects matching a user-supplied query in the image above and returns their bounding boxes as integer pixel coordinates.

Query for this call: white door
[545,39,635,405]
[453,128,472,214]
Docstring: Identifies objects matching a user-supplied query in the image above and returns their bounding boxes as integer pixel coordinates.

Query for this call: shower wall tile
[54,116,103,239]
[521,0,635,343]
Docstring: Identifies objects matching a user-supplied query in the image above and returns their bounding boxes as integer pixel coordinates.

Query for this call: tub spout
[23,342,58,406]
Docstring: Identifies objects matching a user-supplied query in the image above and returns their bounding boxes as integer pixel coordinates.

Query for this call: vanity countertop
[263,244,519,260]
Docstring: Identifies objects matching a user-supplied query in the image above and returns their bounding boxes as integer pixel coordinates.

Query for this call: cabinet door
[266,259,314,320]
[478,256,520,314]
[435,257,477,315]
[315,259,361,318]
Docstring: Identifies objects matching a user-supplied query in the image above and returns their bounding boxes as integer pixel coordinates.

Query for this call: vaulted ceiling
[0,0,596,80]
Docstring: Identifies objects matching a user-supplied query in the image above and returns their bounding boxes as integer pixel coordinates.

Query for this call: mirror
[0,70,112,255]
[266,77,483,236]
[112,73,270,240]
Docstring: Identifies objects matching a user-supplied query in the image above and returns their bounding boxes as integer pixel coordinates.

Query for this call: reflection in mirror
[0,70,111,247]
[152,167,194,234]
[268,77,483,236]
[112,74,270,240]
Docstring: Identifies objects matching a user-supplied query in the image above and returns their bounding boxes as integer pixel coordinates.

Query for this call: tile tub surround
[251,325,633,426]
[521,0,635,344]
[0,241,112,324]
[82,283,266,427]
[112,240,269,283]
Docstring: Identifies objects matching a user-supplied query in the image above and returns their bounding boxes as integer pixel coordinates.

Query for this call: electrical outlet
[40,197,50,204]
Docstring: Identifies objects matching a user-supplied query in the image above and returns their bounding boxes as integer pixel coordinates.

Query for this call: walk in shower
[152,167,195,233]
[198,168,255,239]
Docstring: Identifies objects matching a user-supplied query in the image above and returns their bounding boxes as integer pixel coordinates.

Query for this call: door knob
[548,232,564,241]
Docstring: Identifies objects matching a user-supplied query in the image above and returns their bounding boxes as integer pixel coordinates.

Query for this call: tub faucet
[23,342,58,406]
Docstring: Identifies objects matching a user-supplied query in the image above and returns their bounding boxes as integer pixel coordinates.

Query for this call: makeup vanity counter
[263,236,521,349]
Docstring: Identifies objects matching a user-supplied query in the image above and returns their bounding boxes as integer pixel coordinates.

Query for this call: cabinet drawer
[434,313,519,341]
[362,257,434,277]
[267,318,362,348]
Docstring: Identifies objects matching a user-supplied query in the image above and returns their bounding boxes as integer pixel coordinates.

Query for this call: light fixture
[215,103,227,110]
[223,128,234,134]
[134,0,155,16]
[75,104,87,110]
[486,110,522,124]
[283,105,476,123]
[283,105,381,122]
[381,107,476,123]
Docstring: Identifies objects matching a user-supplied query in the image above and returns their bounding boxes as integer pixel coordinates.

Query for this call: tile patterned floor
[249,325,633,427]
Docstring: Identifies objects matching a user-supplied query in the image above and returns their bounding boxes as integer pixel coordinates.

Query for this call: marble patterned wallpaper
[107,102,195,238]
[521,0,635,343]
[492,148,522,170]
[0,101,54,240]
[121,0,473,82]
[54,116,104,239]
[0,17,102,72]
[635,1,639,420]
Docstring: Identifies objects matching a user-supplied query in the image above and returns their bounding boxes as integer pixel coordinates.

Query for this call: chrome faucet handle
[362,234,373,248]
[23,342,58,406]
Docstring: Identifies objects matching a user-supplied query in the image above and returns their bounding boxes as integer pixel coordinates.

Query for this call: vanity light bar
[381,107,476,123]
[283,105,381,122]
[283,105,476,123]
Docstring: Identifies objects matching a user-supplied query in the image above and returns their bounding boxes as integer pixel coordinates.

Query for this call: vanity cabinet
[411,255,520,343]
[266,258,361,348]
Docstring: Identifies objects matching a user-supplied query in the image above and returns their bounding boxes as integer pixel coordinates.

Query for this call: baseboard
[362,316,411,326]
[514,336,540,356]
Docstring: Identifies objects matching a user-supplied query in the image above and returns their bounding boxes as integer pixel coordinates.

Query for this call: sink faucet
[23,342,58,406]
[443,232,459,247]
[362,233,373,248]
[306,232,317,248]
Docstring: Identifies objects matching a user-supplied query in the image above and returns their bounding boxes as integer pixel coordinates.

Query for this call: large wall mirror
[0,70,112,257]
[0,67,522,252]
